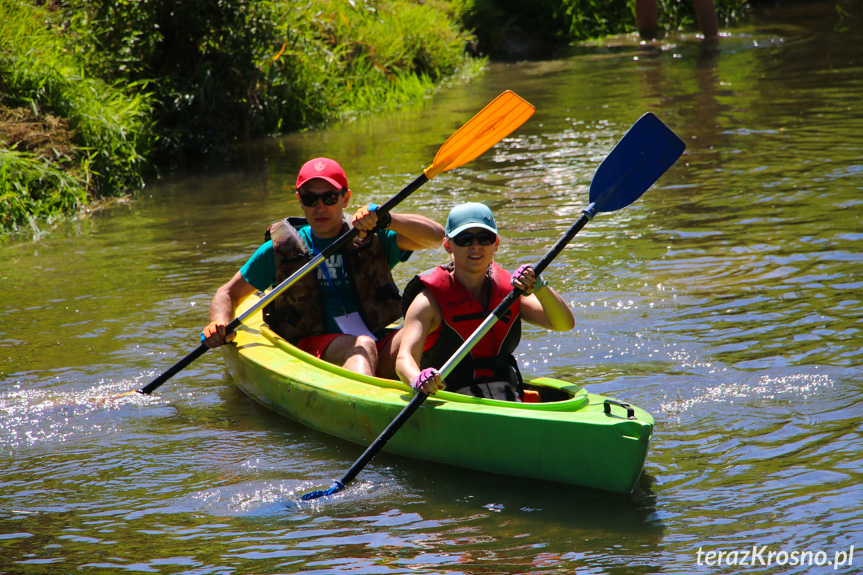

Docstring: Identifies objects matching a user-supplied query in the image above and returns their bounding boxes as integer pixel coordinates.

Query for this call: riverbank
[1,0,750,242]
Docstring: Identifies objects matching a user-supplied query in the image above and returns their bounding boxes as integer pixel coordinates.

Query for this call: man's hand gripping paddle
[299,112,686,501]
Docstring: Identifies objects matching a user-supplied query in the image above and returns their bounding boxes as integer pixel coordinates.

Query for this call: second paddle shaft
[330,208,596,490]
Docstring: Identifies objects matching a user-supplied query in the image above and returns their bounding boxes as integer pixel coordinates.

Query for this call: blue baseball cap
[445,202,497,237]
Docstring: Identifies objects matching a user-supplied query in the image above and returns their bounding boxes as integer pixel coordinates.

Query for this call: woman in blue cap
[396,202,574,401]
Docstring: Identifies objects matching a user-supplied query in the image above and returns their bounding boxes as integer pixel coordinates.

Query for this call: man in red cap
[202,157,444,378]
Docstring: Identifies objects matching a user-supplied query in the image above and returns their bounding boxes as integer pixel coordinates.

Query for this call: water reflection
[1,2,862,574]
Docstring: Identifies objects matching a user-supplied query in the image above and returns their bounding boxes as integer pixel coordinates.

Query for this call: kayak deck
[222,294,653,494]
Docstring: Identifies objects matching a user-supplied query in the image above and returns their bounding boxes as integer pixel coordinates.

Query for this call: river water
[1,2,861,574]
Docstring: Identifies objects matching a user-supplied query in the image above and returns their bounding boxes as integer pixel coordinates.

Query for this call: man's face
[297,179,351,239]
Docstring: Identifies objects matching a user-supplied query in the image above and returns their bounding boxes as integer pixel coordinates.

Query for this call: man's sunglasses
[451,230,497,247]
[298,189,346,207]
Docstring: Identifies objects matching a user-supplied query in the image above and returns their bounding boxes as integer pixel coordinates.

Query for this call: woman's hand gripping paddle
[299,112,686,501]
[132,91,535,396]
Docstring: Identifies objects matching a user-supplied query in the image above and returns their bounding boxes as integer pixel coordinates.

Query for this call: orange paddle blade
[423,91,535,180]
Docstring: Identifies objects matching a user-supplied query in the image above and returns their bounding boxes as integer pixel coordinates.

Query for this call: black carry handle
[604,399,635,419]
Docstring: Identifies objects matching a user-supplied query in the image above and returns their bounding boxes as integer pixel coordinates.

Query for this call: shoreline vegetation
[1,0,750,242]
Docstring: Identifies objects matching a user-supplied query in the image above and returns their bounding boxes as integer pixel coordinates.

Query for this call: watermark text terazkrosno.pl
[696,545,854,569]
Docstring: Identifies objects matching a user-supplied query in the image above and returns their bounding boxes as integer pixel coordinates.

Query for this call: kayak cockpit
[257,323,590,412]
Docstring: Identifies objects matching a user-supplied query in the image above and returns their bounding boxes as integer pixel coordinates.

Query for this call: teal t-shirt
[240,226,411,336]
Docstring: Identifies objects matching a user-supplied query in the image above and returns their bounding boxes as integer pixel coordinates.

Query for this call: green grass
[0,148,87,239]
[259,0,484,125]
[0,0,153,240]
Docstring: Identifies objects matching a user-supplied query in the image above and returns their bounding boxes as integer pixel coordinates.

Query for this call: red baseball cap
[296,157,349,191]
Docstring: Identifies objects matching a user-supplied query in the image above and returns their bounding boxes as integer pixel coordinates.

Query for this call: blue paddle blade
[299,489,328,501]
[299,480,345,501]
[588,112,685,214]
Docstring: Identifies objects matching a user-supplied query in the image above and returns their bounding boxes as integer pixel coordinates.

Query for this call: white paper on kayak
[334,311,377,340]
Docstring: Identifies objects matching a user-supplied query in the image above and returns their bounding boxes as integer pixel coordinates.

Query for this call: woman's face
[444,226,499,273]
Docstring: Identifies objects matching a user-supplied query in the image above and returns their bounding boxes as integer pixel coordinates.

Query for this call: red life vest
[402,262,523,396]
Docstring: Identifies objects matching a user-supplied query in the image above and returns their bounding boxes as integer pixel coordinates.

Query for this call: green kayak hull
[222,295,653,494]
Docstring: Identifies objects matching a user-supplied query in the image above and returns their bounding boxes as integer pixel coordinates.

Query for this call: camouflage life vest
[401,262,523,397]
[262,217,402,344]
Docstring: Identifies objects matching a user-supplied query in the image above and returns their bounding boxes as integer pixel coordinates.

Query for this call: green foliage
[63,0,279,165]
[0,149,87,239]
[654,0,750,33]
[558,0,636,40]
[0,0,152,238]
[0,0,478,239]
[62,0,476,165]
[262,0,475,122]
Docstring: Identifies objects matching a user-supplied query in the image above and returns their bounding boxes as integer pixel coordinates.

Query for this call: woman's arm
[520,285,575,331]
[511,265,575,332]
[395,289,446,394]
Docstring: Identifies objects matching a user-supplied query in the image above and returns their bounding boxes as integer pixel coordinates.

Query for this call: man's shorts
[296,331,396,359]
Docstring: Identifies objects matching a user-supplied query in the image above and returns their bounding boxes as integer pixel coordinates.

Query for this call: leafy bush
[63,0,277,165]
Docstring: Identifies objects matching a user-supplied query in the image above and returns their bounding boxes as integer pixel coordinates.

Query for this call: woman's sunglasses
[298,189,346,207]
[451,230,497,247]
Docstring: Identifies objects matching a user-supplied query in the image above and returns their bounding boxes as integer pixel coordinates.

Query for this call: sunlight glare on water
[1,2,861,573]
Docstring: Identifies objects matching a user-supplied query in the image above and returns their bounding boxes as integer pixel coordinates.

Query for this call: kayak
[221,293,654,494]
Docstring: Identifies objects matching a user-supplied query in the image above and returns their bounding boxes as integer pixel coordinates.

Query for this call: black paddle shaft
[299,112,687,501]
[339,392,427,488]
[138,173,430,395]
[303,210,593,499]
[502,211,592,315]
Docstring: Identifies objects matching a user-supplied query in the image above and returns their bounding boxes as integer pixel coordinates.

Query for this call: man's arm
[388,213,444,251]
[202,271,258,348]
[352,207,444,251]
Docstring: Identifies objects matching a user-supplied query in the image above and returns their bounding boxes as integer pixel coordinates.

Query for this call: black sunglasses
[298,189,346,207]
[451,230,497,247]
